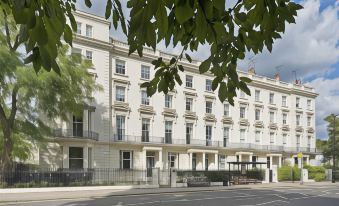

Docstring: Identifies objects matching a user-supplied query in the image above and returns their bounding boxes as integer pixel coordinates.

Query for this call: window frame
[165,94,173,108]
[205,101,213,114]
[185,75,193,88]
[115,86,126,102]
[141,90,150,105]
[85,24,93,37]
[141,65,150,80]
[205,79,212,91]
[185,97,193,111]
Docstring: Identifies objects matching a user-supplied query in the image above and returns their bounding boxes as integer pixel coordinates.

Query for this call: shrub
[278,166,300,181]
[314,173,326,182]
[304,165,325,180]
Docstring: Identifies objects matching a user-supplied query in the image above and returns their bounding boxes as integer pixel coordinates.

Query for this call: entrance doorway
[146,152,155,177]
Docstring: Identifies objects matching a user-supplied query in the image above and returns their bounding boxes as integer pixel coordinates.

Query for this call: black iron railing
[53,129,99,141]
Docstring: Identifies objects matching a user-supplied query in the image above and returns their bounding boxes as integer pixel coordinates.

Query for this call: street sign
[297,152,303,159]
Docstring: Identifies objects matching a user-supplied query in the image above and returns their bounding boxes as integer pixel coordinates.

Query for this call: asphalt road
[2,185,339,206]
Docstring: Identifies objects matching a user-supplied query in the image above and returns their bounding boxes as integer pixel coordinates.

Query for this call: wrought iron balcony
[53,128,99,141]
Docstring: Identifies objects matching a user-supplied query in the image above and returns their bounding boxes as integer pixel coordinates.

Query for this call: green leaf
[236,12,247,22]
[85,0,92,8]
[155,5,168,38]
[140,82,150,88]
[63,25,73,46]
[175,0,194,24]
[218,82,227,102]
[239,82,251,95]
[213,0,225,11]
[239,77,252,83]
[199,58,211,74]
[185,53,192,63]
[105,0,112,19]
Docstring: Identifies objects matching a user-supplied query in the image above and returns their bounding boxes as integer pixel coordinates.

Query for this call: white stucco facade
[39,11,319,171]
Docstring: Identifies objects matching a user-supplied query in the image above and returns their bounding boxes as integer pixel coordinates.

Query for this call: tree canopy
[0,0,303,104]
[320,115,339,163]
[0,13,101,169]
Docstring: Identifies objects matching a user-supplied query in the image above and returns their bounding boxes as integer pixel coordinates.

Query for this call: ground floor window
[120,151,133,169]
[219,155,226,170]
[69,147,83,169]
[252,156,257,168]
[168,152,176,168]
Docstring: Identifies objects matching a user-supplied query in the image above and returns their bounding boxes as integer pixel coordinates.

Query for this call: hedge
[278,165,326,182]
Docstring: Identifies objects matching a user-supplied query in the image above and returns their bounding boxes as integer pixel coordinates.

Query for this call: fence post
[170,168,177,187]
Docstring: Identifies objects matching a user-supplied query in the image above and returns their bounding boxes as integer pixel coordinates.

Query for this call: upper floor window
[255,90,260,102]
[270,132,275,144]
[86,51,92,62]
[86,25,93,37]
[141,90,150,105]
[165,121,173,144]
[269,93,274,104]
[165,94,172,108]
[240,91,245,98]
[115,60,126,75]
[307,116,311,127]
[296,115,301,126]
[141,118,150,142]
[185,75,193,88]
[255,131,261,143]
[115,86,126,102]
[116,115,125,140]
[240,107,246,119]
[206,125,212,146]
[283,113,287,125]
[307,136,311,148]
[186,123,193,144]
[168,152,176,168]
[283,134,287,145]
[141,65,150,80]
[73,115,83,137]
[224,104,230,117]
[296,97,300,108]
[296,135,301,148]
[186,97,193,111]
[307,99,312,110]
[76,22,82,34]
[205,79,212,91]
[223,127,229,147]
[255,109,260,121]
[269,112,275,123]
[282,96,287,107]
[206,101,213,114]
[240,129,246,143]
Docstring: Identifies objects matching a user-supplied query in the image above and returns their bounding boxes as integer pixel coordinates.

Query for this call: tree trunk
[1,123,13,172]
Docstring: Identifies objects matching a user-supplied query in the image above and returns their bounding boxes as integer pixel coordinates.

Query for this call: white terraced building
[39,11,319,172]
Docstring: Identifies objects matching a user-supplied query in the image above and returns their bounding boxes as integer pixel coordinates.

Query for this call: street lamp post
[332,114,339,183]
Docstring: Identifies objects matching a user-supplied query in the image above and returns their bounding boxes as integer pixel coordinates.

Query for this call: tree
[0,0,303,104]
[321,115,339,164]
[0,15,101,171]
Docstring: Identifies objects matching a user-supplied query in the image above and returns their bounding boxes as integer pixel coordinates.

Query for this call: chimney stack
[248,67,256,75]
[274,73,280,81]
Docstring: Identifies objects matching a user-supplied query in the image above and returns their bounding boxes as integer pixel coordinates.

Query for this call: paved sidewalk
[0,182,338,203]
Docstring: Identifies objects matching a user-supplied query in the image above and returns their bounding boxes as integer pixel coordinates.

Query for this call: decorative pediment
[254,121,264,128]
[183,91,197,97]
[307,127,315,134]
[112,101,130,112]
[239,118,250,126]
[281,125,290,131]
[222,116,233,124]
[204,94,215,100]
[268,123,278,130]
[204,113,217,122]
[138,105,155,114]
[162,108,177,117]
[239,101,249,106]
[184,111,198,120]
[295,126,304,133]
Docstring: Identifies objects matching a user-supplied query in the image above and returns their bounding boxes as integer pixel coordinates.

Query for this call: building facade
[40,11,318,171]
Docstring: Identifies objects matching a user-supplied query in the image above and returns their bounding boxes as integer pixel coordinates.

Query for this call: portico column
[249,154,252,169]
[158,150,163,170]
[239,154,242,162]
[142,149,147,170]
[270,156,273,169]
[63,146,69,168]
[189,153,192,170]
[83,146,88,169]
[202,153,206,170]
[278,156,282,168]
[215,153,218,170]
[306,156,310,166]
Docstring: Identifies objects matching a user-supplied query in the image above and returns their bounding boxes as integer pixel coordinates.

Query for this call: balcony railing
[53,129,99,141]
[111,134,319,153]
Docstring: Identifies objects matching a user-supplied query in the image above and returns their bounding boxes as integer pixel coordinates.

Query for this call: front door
[146,155,155,177]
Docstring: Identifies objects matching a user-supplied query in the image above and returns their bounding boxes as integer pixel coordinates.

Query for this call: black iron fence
[0,168,153,188]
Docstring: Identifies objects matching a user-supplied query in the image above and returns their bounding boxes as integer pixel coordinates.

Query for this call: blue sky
[78,0,339,140]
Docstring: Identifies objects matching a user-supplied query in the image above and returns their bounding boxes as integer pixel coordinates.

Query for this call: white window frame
[240,129,246,143]
[141,90,150,105]
[120,150,132,169]
[85,24,93,37]
[255,90,260,102]
[76,22,82,35]
[141,65,150,80]
[185,75,193,88]
[223,127,229,147]
[270,111,275,123]
[282,96,287,107]
[205,101,213,114]
[240,107,246,119]
[255,131,261,143]
[165,121,173,144]
[269,93,274,104]
[186,97,193,111]
[296,97,300,108]
[255,109,260,121]
[115,86,126,102]
[115,60,126,75]
[296,115,301,126]
[85,50,92,62]
[270,132,275,144]
[205,79,212,91]
[116,115,126,140]
[283,113,287,125]
[165,94,172,108]
[224,104,230,117]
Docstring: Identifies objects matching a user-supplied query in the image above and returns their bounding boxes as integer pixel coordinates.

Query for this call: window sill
[140,78,150,82]
[184,87,196,91]
[114,73,129,78]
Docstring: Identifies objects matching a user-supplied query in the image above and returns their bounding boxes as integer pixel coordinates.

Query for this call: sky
[77,0,339,140]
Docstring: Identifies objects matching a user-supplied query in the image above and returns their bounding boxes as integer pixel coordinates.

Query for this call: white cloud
[237,0,339,82]
[309,77,339,139]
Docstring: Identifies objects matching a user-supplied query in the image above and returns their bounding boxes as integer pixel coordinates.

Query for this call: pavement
[1,182,339,206]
